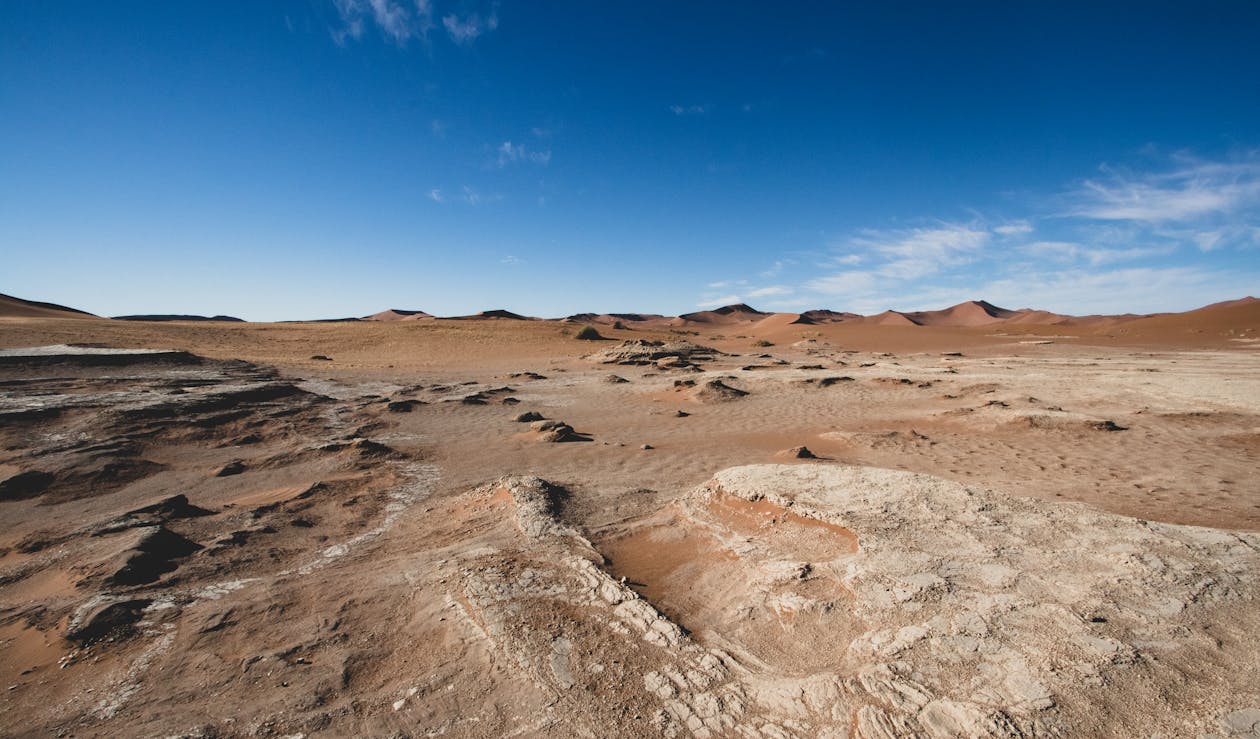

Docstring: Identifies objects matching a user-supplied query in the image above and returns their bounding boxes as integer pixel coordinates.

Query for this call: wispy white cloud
[500,255,523,265]
[804,270,878,297]
[497,140,551,167]
[747,285,792,298]
[1067,155,1260,224]
[430,185,492,205]
[759,259,796,278]
[696,294,743,308]
[332,0,434,45]
[669,104,710,116]
[854,223,990,280]
[994,221,1033,236]
[1022,241,1174,266]
[443,10,498,44]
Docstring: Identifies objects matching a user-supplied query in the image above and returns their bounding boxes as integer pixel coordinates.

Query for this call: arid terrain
[1,293,1258,738]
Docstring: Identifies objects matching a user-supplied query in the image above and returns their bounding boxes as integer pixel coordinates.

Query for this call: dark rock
[109,526,202,586]
[514,411,545,422]
[216,460,247,477]
[94,494,214,536]
[784,446,817,459]
[66,598,153,645]
[0,470,54,501]
[310,355,333,361]
[509,371,547,380]
[817,376,855,387]
[351,439,397,457]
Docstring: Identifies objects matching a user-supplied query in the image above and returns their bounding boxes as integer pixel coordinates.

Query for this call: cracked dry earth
[1,336,1259,738]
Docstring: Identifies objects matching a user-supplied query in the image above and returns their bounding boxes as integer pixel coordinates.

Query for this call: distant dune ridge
[677,303,769,324]
[362,309,433,322]
[1,292,1257,334]
[113,314,245,323]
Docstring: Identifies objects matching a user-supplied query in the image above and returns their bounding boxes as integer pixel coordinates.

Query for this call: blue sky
[2,2,1258,321]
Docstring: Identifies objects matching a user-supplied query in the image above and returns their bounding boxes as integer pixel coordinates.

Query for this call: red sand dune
[1004,309,1071,325]
[1195,296,1259,312]
[750,313,811,334]
[864,310,921,326]
[901,300,1018,327]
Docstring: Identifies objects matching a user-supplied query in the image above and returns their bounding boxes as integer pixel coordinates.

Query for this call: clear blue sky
[3,2,1258,320]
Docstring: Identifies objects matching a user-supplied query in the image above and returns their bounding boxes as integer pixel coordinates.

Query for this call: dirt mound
[691,379,749,402]
[585,339,720,365]
[528,419,588,442]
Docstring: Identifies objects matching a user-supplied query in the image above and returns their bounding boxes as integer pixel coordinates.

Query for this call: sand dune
[864,309,921,326]
[445,308,535,320]
[0,293,97,319]
[901,300,1018,327]
[677,303,769,325]
[362,309,433,322]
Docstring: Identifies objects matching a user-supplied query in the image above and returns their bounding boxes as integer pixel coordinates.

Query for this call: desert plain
[1,293,1258,738]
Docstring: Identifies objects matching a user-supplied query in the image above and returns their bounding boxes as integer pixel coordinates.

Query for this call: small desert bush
[575,325,603,340]
[753,339,774,347]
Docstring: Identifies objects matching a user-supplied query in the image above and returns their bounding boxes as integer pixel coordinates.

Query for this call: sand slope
[0,293,97,319]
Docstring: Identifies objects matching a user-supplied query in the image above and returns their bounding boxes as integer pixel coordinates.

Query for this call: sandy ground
[0,315,1258,737]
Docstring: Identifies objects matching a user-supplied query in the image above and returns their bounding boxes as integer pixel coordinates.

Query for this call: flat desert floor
[1,315,1258,737]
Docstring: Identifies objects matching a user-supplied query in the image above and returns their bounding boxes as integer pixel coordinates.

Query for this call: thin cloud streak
[442,10,498,44]
[332,0,434,45]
